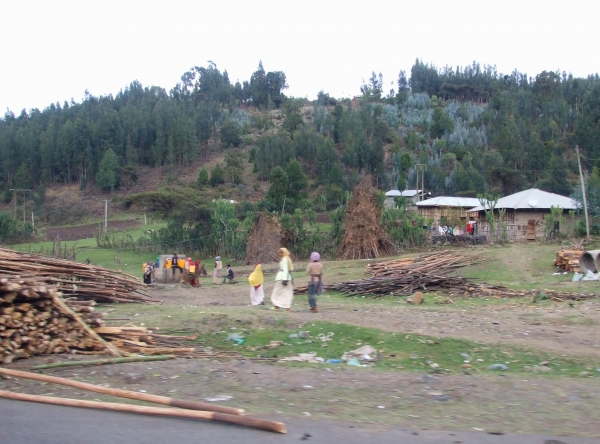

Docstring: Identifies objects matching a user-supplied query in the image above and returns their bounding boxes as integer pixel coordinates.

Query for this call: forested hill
[1,59,600,221]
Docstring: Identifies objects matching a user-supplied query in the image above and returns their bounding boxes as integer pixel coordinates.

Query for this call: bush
[220,120,242,148]
[197,168,209,186]
[210,163,226,187]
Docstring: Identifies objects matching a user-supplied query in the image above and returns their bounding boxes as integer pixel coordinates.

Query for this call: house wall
[417,206,471,224]
[468,210,579,241]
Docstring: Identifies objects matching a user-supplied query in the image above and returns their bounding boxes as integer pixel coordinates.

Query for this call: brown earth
[3,259,600,437]
[44,220,143,241]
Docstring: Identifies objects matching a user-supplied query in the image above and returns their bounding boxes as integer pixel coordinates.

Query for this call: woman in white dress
[270,248,294,311]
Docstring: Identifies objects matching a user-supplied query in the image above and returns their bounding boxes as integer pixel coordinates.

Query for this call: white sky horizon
[2,0,599,114]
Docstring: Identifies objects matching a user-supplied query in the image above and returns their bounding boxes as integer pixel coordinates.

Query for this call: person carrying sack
[270,247,294,312]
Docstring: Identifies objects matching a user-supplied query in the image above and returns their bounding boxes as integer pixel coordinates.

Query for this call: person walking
[270,247,294,312]
[306,251,323,313]
[213,256,223,284]
[248,264,265,305]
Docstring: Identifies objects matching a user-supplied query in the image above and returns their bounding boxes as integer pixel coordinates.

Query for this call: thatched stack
[338,176,395,260]
[0,277,105,364]
[553,249,582,272]
[245,213,283,265]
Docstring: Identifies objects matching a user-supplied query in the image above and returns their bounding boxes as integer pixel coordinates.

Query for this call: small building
[467,188,578,241]
[415,196,483,227]
[384,189,429,208]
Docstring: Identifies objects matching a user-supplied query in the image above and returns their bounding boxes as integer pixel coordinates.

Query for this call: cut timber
[0,390,286,434]
[0,368,244,416]
[52,294,121,358]
[553,249,582,272]
[93,327,148,335]
[30,354,176,370]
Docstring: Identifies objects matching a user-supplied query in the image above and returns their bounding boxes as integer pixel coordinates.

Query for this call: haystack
[245,213,283,265]
[338,176,395,260]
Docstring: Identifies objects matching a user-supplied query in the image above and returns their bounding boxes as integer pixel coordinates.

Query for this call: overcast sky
[1,0,598,114]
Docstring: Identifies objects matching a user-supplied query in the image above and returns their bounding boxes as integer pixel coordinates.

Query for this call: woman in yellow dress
[248,264,265,305]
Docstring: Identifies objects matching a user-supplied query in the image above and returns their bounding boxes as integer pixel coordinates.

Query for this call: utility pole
[575,145,590,241]
[9,188,32,223]
[103,200,112,233]
[415,164,427,201]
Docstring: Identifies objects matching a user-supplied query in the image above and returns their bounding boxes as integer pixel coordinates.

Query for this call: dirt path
[153,270,600,360]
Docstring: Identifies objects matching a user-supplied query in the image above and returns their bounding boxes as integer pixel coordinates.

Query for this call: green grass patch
[116,308,598,377]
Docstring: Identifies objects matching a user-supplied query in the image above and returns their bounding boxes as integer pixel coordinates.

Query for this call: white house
[467,188,578,241]
[384,189,429,208]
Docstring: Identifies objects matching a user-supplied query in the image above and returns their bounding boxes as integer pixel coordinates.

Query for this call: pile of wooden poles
[295,249,598,301]
[365,250,487,277]
[0,276,107,364]
[0,368,287,433]
[0,247,153,303]
[553,249,583,272]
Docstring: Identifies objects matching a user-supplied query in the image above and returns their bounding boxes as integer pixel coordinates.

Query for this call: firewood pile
[245,213,283,265]
[0,276,106,364]
[0,247,153,303]
[338,176,395,260]
[295,249,597,302]
[365,250,487,277]
[553,249,582,272]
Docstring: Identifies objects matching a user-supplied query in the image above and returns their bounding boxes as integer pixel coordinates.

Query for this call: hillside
[1,59,600,242]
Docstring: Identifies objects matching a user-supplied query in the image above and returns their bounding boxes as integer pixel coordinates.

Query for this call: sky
[1,0,599,114]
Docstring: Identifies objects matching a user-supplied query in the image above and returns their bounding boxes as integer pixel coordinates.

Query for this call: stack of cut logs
[553,249,582,272]
[0,247,153,303]
[364,250,487,277]
[295,250,487,296]
[0,276,105,364]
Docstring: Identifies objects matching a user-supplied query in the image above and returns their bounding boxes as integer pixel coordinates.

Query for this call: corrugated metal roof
[385,189,421,197]
[416,196,482,207]
[468,188,576,212]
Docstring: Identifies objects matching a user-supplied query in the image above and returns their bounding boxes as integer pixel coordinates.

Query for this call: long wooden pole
[30,355,176,370]
[576,145,591,241]
[0,368,243,415]
[51,294,122,358]
[0,390,286,434]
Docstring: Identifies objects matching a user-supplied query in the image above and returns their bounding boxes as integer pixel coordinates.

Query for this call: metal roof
[385,189,421,197]
[416,196,482,207]
[468,188,577,212]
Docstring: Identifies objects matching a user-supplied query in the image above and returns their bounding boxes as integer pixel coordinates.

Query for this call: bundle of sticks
[315,272,481,297]
[553,249,582,272]
[92,326,275,361]
[0,247,153,303]
[0,368,287,433]
[365,250,487,277]
[0,276,106,364]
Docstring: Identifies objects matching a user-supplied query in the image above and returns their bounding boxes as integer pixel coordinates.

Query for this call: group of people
[246,247,324,313]
[212,256,236,284]
[144,248,325,312]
